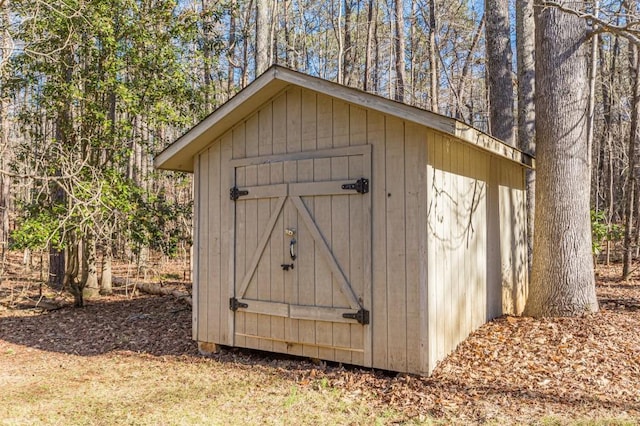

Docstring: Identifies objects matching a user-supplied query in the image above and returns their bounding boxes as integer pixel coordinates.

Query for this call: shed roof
[155,65,533,172]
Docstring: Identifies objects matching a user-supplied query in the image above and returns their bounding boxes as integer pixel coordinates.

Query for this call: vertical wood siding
[192,154,200,341]
[427,134,490,370]
[426,134,528,373]
[499,161,528,314]
[194,133,233,347]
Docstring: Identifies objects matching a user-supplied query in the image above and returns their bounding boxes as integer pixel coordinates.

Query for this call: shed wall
[192,132,233,347]
[426,136,528,371]
[193,86,429,371]
[192,85,527,374]
[498,160,528,314]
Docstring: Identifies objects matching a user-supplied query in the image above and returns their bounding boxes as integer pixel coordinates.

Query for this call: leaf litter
[1,259,639,424]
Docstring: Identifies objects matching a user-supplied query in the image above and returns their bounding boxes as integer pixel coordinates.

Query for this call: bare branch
[540,1,640,45]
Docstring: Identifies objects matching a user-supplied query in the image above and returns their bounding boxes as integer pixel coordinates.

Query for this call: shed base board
[234,332,365,354]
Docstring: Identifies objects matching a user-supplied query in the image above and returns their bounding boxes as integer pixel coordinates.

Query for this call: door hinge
[230,186,249,201]
[229,297,248,311]
[341,178,369,194]
[342,308,370,325]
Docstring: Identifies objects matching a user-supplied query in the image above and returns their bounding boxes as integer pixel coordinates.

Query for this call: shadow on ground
[0,295,199,357]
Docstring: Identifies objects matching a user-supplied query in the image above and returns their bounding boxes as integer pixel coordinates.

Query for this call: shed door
[229,145,371,363]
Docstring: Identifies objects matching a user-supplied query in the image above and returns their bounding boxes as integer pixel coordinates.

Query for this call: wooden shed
[155,66,531,375]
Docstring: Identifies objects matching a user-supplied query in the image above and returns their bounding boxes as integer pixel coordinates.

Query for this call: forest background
[0,0,637,308]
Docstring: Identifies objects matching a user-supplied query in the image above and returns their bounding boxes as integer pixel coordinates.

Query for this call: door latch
[289,238,297,260]
[281,263,294,271]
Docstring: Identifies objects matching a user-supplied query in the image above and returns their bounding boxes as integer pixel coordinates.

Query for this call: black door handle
[290,238,297,260]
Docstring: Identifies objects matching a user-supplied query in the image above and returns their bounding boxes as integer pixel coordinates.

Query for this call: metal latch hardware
[229,297,248,311]
[289,238,297,260]
[342,308,370,325]
[281,263,294,271]
[341,178,369,194]
[230,186,249,201]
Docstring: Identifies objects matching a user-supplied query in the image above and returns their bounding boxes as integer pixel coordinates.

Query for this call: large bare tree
[394,0,406,101]
[622,35,640,279]
[485,0,515,145]
[256,0,271,75]
[524,1,598,317]
[427,0,438,112]
[364,0,379,92]
[516,0,535,275]
[0,0,12,264]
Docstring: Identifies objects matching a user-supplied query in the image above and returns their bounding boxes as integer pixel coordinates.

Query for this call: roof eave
[452,122,534,169]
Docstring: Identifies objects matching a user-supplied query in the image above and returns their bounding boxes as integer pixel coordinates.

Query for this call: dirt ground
[0,254,639,425]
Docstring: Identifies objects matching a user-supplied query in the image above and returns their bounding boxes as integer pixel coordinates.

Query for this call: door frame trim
[229,144,371,168]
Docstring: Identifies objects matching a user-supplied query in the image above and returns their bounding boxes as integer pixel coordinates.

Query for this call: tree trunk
[49,247,65,289]
[586,0,599,171]
[240,0,252,87]
[394,0,406,102]
[0,4,9,259]
[586,1,599,265]
[388,14,393,98]
[598,35,617,264]
[50,45,74,291]
[524,1,598,317]
[485,0,515,145]
[81,234,99,298]
[0,96,9,257]
[283,0,292,67]
[201,0,215,109]
[227,0,237,93]
[364,0,378,92]
[427,0,438,112]
[135,281,192,305]
[343,0,353,86]
[335,0,345,84]
[133,128,143,185]
[622,43,640,279]
[455,14,484,120]
[0,0,9,250]
[516,0,535,277]
[65,238,82,307]
[100,245,113,295]
[256,0,271,75]
[269,0,277,66]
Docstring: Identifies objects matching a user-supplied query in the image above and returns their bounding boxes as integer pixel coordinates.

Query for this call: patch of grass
[538,417,638,426]
[0,351,406,425]
[579,420,637,426]
[283,386,299,408]
[316,376,330,389]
